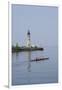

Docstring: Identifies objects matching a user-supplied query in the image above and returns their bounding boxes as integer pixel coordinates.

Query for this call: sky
[12,4,58,47]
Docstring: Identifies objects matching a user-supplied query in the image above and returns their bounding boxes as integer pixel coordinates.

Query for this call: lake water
[12,46,58,85]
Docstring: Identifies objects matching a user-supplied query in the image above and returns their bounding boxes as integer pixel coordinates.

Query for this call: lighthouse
[27,30,31,47]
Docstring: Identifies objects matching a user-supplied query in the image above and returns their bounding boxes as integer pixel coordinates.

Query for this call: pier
[30,57,49,62]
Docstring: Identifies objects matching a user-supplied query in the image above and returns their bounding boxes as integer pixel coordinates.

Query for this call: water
[12,46,58,85]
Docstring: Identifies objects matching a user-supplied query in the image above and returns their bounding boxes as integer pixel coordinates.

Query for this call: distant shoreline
[12,46,44,52]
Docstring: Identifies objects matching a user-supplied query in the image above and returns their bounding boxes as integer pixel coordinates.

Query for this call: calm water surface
[12,46,58,85]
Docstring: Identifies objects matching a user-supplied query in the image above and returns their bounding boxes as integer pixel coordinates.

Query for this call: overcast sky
[12,4,58,47]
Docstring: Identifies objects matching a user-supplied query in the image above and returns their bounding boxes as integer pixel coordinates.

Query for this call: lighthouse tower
[27,30,31,47]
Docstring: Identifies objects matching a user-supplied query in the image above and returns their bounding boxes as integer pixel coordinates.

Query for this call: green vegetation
[12,43,44,52]
[12,43,21,52]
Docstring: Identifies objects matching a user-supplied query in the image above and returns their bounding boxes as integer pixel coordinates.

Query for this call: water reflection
[15,52,19,58]
[12,47,58,85]
[13,51,32,72]
[27,51,31,72]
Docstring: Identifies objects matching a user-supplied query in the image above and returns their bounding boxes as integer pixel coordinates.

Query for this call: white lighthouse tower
[27,30,31,47]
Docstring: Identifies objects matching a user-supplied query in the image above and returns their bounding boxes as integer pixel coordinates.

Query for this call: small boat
[30,57,49,62]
